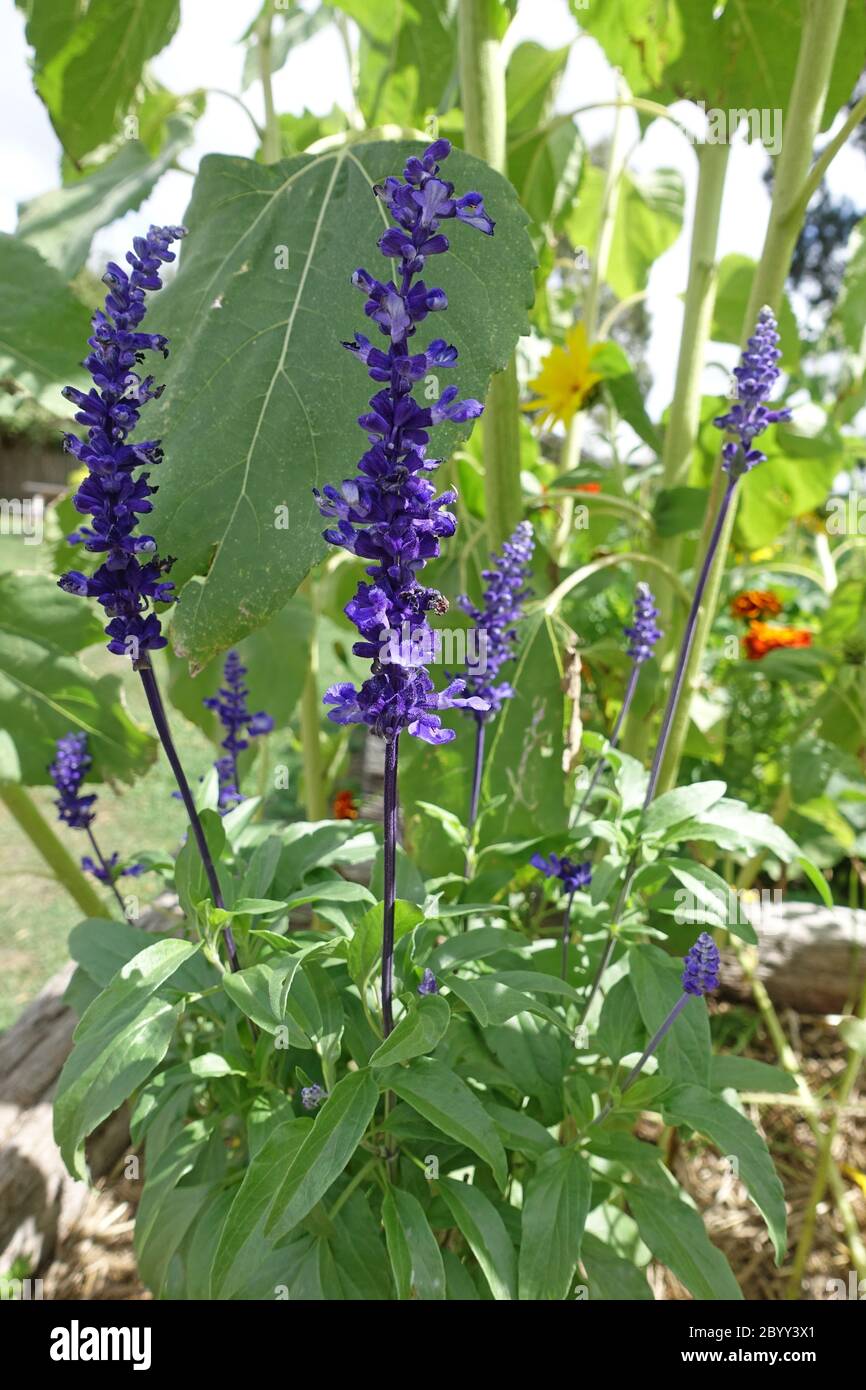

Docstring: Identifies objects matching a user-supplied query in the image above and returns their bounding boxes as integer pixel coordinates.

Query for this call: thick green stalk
[655,0,851,794]
[256,1,281,164]
[458,0,521,548]
[1,783,110,918]
[300,624,328,821]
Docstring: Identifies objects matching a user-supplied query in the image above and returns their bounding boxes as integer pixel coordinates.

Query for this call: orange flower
[332,789,359,820]
[743,621,812,661]
[731,590,783,621]
[575,481,601,494]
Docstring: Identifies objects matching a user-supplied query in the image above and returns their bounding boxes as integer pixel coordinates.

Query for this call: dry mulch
[44,1006,865,1302]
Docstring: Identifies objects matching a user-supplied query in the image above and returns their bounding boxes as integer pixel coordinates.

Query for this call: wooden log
[718,901,866,1016]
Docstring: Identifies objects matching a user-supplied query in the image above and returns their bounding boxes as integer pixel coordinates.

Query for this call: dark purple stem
[593,993,691,1126]
[382,734,399,1036]
[137,660,240,973]
[644,478,738,807]
[561,887,576,980]
[85,825,128,916]
[576,659,641,822]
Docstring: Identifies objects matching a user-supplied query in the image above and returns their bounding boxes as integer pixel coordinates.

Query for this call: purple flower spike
[49,733,97,829]
[301,1084,327,1111]
[204,650,273,811]
[623,582,662,664]
[418,968,439,995]
[457,521,534,719]
[316,140,494,745]
[681,931,721,996]
[713,306,792,479]
[531,851,592,894]
[58,224,186,659]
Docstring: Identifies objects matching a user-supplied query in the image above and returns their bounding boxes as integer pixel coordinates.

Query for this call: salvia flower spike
[577,581,662,823]
[594,933,721,1125]
[49,732,139,914]
[316,140,494,1033]
[204,650,274,811]
[532,852,592,979]
[56,225,240,971]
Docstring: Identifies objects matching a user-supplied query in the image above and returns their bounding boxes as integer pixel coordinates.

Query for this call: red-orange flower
[731,589,783,621]
[743,621,812,660]
[332,789,359,820]
[575,481,601,494]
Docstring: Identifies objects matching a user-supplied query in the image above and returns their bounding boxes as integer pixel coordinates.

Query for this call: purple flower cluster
[714,307,791,479]
[624,582,662,664]
[58,225,185,658]
[203,650,274,811]
[48,732,141,888]
[457,521,534,718]
[417,968,439,995]
[316,140,494,745]
[531,851,592,895]
[49,733,96,829]
[301,1084,327,1111]
[681,932,721,996]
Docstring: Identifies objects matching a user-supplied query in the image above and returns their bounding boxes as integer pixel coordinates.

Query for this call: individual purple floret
[316,139,493,747]
[203,650,274,811]
[301,1084,327,1111]
[58,225,185,658]
[623,581,662,664]
[418,968,439,995]
[531,852,592,894]
[457,520,534,719]
[713,306,792,479]
[49,733,96,829]
[81,853,145,885]
[681,931,721,996]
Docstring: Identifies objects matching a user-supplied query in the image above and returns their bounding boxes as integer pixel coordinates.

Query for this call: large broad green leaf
[134,1121,213,1296]
[53,938,200,1178]
[378,1055,508,1190]
[335,0,458,128]
[662,1083,787,1262]
[735,424,843,550]
[150,141,534,669]
[211,1116,313,1298]
[265,1069,380,1236]
[628,944,711,1088]
[382,1187,446,1300]
[19,0,181,162]
[641,779,727,838]
[626,1184,743,1300]
[506,42,582,232]
[568,161,684,301]
[17,115,197,280]
[438,1177,517,1300]
[711,254,800,368]
[0,579,155,785]
[518,1147,591,1301]
[575,0,866,133]
[0,234,90,405]
[581,1231,653,1300]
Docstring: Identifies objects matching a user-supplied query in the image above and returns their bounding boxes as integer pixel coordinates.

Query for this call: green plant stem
[300,627,327,821]
[0,783,110,918]
[256,1,281,164]
[458,0,522,549]
[655,0,850,795]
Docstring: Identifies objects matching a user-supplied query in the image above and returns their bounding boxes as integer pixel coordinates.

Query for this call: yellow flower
[523,322,605,429]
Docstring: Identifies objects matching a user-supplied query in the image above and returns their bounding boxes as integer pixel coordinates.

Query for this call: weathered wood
[719,901,866,1016]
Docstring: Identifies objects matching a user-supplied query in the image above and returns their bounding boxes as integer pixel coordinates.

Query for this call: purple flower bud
[418,968,439,995]
[531,851,592,894]
[623,582,662,664]
[714,307,791,479]
[48,733,96,829]
[681,932,721,996]
[301,1084,327,1111]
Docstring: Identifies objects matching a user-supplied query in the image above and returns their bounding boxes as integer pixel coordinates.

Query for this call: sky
[1,0,863,418]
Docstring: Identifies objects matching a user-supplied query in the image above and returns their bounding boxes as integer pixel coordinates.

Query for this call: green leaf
[653,486,709,538]
[0,232,91,406]
[211,1117,313,1298]
[626,1184,742,1300]
[438,1177,517,1300]
[446,974,561,1030]
[349,899,424,986]
[427,925,528,973]
[710,1056,796,1094]
[370,994,451,1067]
[663,1084,787,1262]
[383,1188,446,1300]
[568,161,684,300]
[265,1069,380,1236]
[346,0,458,128]
[482,1101,556,1159]
[591,340,662,452]
[0,571,103,654]
[736,422,843,549]
[222,957,312,1043]
[662,858,756,946]
[54,938,199,1178]
[134,1121,212,1296]
[628,945,711,1087]
[518,1147,591,1300]
[21,0,181,162]
[641,780,727,838]
[17,117,196,279]
[596,974,643,1064]
[712,254,800,369]
[379,1056,508,1190]
[581,1231,652,1301]
[68,917,214,994]
[150,142,534,667]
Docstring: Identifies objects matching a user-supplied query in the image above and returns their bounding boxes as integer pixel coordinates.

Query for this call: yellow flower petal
[523,322,606,429]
